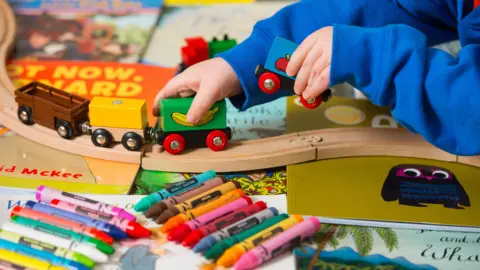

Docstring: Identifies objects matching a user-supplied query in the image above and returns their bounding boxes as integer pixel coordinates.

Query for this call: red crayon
[182,201,267,248]
[10,206,113,245]
[50,199,151,238]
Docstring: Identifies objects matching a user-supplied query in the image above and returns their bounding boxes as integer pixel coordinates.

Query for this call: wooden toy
[1,2,480,172]
[158,97,231,154]
[85,97,155,151]
[255,36,332,109]
[14,81,90,139]
[177,34,237,74]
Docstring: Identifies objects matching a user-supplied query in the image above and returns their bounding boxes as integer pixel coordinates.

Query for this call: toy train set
[4,1,473,174]
[14,81,232,155]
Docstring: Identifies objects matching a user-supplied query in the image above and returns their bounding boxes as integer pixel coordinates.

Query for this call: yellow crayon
[216,214,304,267]
[161,189,245,233]
[0,248,66,270]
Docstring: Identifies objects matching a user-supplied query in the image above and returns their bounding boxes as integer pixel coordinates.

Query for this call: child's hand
[153,57,242,124]
[286,26,333,101]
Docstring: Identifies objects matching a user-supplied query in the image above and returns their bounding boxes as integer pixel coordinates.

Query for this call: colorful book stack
[0,186,151,270]
[135,170,321,270]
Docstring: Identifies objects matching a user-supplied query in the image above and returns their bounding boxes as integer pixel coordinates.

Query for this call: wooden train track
[1,0,480,172]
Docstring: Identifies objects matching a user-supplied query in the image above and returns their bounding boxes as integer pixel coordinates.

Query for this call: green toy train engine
[156,97,232,155]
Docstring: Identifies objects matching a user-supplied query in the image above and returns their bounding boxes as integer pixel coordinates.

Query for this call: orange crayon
[160,189,244,233]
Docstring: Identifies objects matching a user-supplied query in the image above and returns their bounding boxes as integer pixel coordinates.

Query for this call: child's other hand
[286,26,332,101]
[153,57,242,124]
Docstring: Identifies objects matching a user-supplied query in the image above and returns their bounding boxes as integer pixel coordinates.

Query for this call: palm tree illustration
[321,224,399,255]
[304,224,400,268]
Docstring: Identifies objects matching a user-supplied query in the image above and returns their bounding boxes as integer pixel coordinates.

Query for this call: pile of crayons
[135,170,322,270]
[0,185,151,270]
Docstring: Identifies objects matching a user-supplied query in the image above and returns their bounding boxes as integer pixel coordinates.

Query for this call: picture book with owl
[287,157,480,232]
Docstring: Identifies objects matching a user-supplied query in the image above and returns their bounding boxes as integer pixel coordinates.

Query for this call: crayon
[49,199,150,238]
[216,214,304,267]
[161,189,245,234]
[0,248,66,270]
[0,258,35,270]
[183,201,267,248]
[0,238,91,270]
[234,217,321,270]
[10,206,113,245]
[145,176,228,219]
[2,222,108,263]
[203,214,289,261]
[168,196,253,242]
[10,216,114,255]
[24,201,127,240]
[36,185,135,221]
[134,170,216,212]
[155,181,241,224]
[193,207,278,254]
[0,229,95,268]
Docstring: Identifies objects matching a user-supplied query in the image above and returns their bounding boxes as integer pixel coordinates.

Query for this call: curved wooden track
[1,0,480,172]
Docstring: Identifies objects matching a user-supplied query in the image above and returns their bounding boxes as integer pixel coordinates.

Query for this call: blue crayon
[134,170,216,212]
[0,238,90,270]
[24,201,127,240]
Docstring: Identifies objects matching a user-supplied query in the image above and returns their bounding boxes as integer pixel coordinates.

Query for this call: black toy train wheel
[121,132,143,151]
[56,120,74,139]
[17,105,33,125]
[91,129,113,148]
[163,133,185,155]
[258,72,281,94]
[206,130,228,151]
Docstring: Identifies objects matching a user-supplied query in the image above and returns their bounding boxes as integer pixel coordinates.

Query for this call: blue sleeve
[218,0,458,111]
[330,23,480,155]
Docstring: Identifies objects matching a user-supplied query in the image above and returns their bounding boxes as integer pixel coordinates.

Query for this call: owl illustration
[381,164,471,209]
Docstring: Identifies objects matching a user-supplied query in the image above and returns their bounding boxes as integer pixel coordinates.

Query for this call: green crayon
[0,229,95,268]
[203,213,289,261]
[10,216,114,255]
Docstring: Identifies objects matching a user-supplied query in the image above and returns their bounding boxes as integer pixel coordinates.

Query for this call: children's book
[295,223,480,270]
[130,167,287,196]
[7,0,163,63]
[286,95,480,233]
[0,121,137,194]
[0,193,290,270]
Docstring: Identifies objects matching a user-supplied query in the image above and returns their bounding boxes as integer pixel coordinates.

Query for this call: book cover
[0,120,137,194]
[287,157,480,232]
[8,0,163,63]
[295,223,480,270]
[130,167,287,196]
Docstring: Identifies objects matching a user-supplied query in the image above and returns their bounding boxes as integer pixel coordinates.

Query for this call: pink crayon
[36,186,136,221]
[234,217,321,270]
[168,196,253,242]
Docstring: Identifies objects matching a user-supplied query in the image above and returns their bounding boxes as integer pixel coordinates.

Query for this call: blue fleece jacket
[218,0,480,156]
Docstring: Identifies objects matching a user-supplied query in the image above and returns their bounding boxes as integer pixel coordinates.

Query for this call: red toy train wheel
[164,134,185,155]
[206,130,228,151]
[258,72,281,94]
[300,96,321,109]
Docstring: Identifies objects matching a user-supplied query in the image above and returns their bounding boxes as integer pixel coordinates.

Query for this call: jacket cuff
[218,27,289,111]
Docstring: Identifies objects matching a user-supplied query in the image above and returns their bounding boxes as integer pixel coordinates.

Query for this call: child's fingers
[303,65,330,100]
[307,53,330,87]
[286,34,316,76]
[186,82,220,125]
[294,45,323,95]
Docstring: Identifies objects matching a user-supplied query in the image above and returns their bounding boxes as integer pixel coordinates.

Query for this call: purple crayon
[233,217,320,270]
[36,186,136,221]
